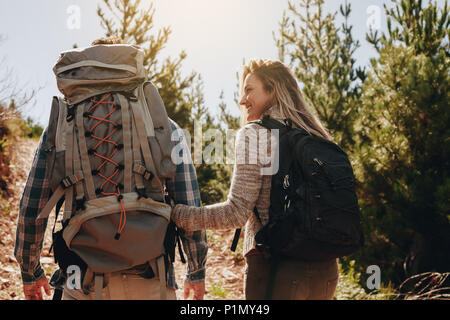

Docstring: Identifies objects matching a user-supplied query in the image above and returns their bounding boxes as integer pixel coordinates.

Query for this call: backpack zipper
[313,157,334,188]
[313,158,324,166]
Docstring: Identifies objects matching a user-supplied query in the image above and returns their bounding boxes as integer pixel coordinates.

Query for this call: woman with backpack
[171,59,339,300]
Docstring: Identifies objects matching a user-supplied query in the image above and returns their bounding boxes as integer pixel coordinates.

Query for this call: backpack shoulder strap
[260,116,289,130]
[37,99,89,220]
[249,115,293,134]
[141,81,176,179]
[128,82,163,191]
[43,97,59,153]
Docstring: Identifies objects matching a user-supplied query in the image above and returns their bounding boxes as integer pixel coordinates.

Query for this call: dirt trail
[0,137,245,300]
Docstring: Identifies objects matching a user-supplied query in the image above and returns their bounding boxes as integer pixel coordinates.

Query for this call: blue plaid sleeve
[167,119,207,283]
[14,129,51,285]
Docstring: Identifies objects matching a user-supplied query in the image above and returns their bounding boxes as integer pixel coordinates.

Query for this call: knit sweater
[171,106,286,256]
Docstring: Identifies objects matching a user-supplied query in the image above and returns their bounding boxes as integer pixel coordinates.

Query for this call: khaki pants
[244,254,339,300]
[62,271,177,300]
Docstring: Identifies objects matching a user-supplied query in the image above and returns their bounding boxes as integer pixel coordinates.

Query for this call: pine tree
[275,0,365,152]
[192,88,240,204]
[356,0,449,282]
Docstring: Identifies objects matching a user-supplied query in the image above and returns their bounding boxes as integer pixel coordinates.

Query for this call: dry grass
[398,272,450,300]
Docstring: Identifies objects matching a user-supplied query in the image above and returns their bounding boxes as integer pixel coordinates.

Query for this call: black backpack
[231,115,364,261]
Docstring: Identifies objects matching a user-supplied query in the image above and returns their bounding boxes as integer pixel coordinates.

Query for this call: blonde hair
[240,59,332,141]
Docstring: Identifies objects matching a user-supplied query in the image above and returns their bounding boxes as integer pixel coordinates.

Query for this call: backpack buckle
[133,163,155,181]
[60,172,84,189]
[66,105,76,122]
[143,169,155,181]
[283,118,292,128]
[283,175,290,189]
[75,196,87,211]
[135,187,148,200]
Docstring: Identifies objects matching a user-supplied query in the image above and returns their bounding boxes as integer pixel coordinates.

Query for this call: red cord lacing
[86,93,126,239]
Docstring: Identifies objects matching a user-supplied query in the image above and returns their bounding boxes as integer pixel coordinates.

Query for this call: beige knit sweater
[171,107,286,256]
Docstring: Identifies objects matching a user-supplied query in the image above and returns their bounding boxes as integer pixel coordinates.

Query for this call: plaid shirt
[14,118,207,290]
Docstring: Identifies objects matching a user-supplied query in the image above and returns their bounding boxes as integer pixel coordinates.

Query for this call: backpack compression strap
[129,83,163,192]
[37,100,83,221]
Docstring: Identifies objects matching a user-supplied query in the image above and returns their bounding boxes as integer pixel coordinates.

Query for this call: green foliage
[2,117,43,141]
[335,261,398,300]
[367,0,449,57]
[354,0,450,283]
[275,0,449,289]
[3,202,10,216]
[207,280,229,299]
[276,0,366,151]
[25,117,44,139]
[188,85,236,204]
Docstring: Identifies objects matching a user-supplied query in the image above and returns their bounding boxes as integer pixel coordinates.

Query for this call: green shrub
[208,280,229,299]
[334,261,399,300]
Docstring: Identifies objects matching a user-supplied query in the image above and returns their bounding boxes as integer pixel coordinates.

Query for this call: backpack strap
[252,208,279,300]
[63,104,75,221]
[148,255,168,300]
[43,97,59,153]
[89,259,167,300]
[231,117,286,252]
[71,125,86,219]
[230,228,241,252]
[257,115,292,131]
[137,82,156,137]
[75,101,96,200]
[129,83,163,192]
[56,60,138,75]
[156,255,167,300]
[36,171,84,220]
[37,100,85,220]
[131,120,146,192]
[118,90,156,198]
[94,273,104,300]
[231,208,264,252]
[116,93,133,193]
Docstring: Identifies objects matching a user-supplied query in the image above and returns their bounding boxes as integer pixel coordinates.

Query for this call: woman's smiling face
[239,73,273,122]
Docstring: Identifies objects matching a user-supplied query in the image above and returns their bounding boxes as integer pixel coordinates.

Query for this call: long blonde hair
[240,59,332,141]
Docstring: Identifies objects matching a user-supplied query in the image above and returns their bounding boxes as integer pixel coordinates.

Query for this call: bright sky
[0,0,444,127]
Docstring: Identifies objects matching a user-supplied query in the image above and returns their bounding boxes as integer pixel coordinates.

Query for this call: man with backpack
[14,36,207,300]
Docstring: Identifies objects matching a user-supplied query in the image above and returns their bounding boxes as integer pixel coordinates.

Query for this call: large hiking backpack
[37,44,178,299]
[232,116,364,262]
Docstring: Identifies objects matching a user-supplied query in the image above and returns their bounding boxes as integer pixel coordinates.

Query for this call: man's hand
[23,276,52,300]
[184,279,205,300]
